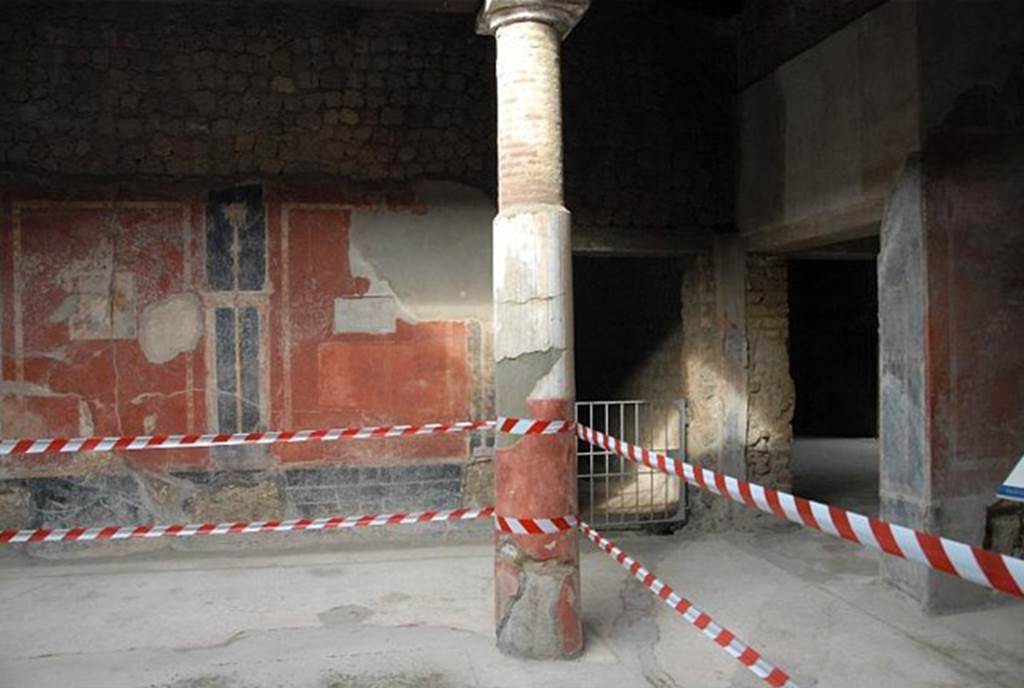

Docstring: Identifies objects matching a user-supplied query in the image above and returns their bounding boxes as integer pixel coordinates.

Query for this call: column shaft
[495,21,563,208]
[482,1,587,660]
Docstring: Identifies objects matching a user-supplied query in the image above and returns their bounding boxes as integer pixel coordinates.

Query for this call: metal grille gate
[575,400,687,529]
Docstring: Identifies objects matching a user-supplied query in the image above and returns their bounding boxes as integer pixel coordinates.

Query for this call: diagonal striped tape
[493,514,578,534]
[496,417,575,436]
[580,521,800,688]
[577,424,1024,599]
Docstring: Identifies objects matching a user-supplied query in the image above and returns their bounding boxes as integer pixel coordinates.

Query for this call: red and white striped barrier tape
[580,521,799,688]
[578,425,1024,599]
[0,417,574,457]
[494,514,578,534]
[496,417,574,436]
[0,507,582,544]
[0,506,496,544]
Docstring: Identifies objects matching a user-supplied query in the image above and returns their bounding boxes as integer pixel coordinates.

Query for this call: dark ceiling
[115,0,745,20]
[305,0,744,18]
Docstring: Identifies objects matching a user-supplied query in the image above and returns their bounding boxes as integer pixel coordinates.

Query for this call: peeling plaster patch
[348,181,493,323]
[492,208,572,360]
[528,349,573,400]
[495,348,562,419]
[139,292,202,364]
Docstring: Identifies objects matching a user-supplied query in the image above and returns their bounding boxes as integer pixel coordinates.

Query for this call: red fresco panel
[10,202,206,470]
[269,202,471,466]
[284,206,360,423]
[5,193,474,473]
[924,134,1024,497]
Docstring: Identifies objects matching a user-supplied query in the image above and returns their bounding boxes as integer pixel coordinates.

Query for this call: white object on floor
[998,455,1024,503]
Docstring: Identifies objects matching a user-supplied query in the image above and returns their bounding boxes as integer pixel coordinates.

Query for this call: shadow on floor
[791,437,879,516]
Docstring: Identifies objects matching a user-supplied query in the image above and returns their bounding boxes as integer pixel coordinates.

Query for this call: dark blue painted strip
[214,307,238,433]
[239,307,261,432]
[237,188,266,291]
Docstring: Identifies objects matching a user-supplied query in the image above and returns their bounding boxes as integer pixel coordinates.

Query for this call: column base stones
[496,541,582,659]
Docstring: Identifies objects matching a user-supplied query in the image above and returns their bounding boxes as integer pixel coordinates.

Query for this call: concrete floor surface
[1,521,1022,688]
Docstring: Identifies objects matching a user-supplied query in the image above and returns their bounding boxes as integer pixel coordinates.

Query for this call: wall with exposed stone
[745,256,794,488]
[680,254,727,529]
[0,1,494,183]
[0,1,734,239]
[0,0,736,547]
[680,253,794,530]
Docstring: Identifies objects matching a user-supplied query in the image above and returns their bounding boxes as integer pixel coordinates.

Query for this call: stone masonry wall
[0,1,736,545]
[745,256,794,488]
[0,1,494,183]
[680,253,794,530]
[564,4,735,236]
[680,254,728,529]
[0,1,734,238]
[681,255,721,472]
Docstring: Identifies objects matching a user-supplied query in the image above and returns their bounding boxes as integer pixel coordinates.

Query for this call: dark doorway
[788,257,879,514]
[573,256,684,401]
[788,259,878,437]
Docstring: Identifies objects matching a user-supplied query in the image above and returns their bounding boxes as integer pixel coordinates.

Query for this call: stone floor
[1,518,1022,688]
[792,437,880,514]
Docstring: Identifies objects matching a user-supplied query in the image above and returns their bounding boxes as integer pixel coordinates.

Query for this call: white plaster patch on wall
[334,294,399,334]
[346,244,418,326]
[139,292,202,364]
[348,181,493,323]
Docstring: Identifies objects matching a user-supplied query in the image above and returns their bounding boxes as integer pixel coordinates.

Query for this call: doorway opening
[788,255,879,514]
[573,255,687,528]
